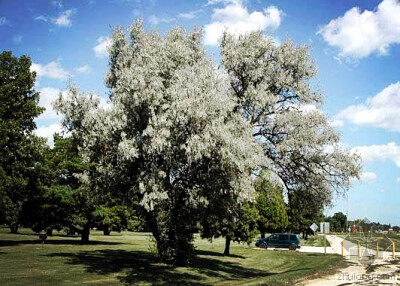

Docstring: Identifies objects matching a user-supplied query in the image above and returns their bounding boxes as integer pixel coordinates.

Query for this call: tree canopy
[0,51,45,233]
[220,32,361,202]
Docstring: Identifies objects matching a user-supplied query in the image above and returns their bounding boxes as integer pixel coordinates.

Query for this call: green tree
[93,204,131,235]
[31,184,74,235]
[0,51,45,233]
[31,134,95,241]
[255,174,288,238]
[287,189,324,239]
[48,134,94,242]
[200,195,259,256]
[330,212,347,232]
[200,172,289,256]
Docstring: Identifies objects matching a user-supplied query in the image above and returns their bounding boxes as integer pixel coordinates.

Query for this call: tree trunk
[81,224,90,243]
[224,236,231,256]
[261,232,265,238]
[145,211,161,244]
[154,219,195,266]
[9,224,18,234]
[145,206,195,266]
[103,228,110,236]
[46,228,53,236]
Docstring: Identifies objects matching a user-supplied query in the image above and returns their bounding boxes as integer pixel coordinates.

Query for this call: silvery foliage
[55,20,360,231]
[54,20,264,213]
[220,32,361,205]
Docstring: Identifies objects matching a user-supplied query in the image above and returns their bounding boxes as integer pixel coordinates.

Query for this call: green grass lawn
[0,227,347,286]
[301,235,331,247]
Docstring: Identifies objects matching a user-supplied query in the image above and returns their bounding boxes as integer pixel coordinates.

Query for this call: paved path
[305,234,400,286]
[325,235,349,256]
[299,245,335,254]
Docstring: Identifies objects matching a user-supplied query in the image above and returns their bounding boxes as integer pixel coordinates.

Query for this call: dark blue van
[255,233,301,250]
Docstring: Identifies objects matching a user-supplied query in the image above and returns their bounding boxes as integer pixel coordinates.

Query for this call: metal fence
[342,232,396,264]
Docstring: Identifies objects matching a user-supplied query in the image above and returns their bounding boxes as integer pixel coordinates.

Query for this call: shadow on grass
[45,249,311,285]
[5,232,81,238]
[302,253,324,257]
[196,249,245,259]
[0,239,123,247]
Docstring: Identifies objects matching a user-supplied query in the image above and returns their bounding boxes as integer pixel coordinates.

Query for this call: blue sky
[1,0,400,225]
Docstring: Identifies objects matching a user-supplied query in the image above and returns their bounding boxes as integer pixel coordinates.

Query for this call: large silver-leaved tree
[220,31,360,203]
[55,20,263,265]
[55,20,360,265]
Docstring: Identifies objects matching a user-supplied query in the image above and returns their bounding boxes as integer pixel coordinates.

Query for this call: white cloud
[203,2,283,46]
[74,64,92,74]
[0,16,10,26]
[359,171,377,183]
[330,118,344,127]
[13,35,22,44]
[397,178,400,184]
[178,9,202,19]
[206,0,240,6]
[31,61,70,80]
[93,37,111,58]
[34,15,48,22]
[52,9,75,27]
[99,96,112,110]
[148,15,175,25]
[318,0,400,59]
[52,0,63,9]
[36,87,63,121]
[35,123,63,147]
[115,0,155,5]
[336,82,400,132]
[351,142,400,167]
